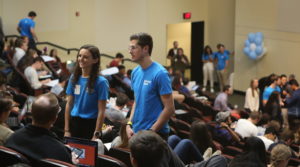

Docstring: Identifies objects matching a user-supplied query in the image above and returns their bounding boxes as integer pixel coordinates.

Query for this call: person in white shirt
[235,112,261,138]
[12,38,28,66]
[24,57,50,89]
[244,79,260,112]
[257,127,277,150]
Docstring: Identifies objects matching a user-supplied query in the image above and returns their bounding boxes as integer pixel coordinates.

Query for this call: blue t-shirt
[214,50,230,70]
[202,53,214,61]
[262,86,281,101]
[131,62,172,134]
[66,75,109,119]
[18,18,35,39]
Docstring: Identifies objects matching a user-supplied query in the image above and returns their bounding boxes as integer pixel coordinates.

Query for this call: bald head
[31,93,59,125]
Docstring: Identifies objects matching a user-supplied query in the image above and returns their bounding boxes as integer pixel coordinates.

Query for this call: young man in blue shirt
[126,33,175,140]
[17,11,38,50]
[214,44,231,92]
[262,76,282,105]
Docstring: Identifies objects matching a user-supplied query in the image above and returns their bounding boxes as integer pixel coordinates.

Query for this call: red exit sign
[183,12,191,19]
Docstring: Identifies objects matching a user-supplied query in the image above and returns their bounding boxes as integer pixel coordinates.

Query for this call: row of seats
[0,145,129,167]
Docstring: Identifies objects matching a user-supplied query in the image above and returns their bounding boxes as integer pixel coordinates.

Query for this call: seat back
[38,159,76,167]
[97,154,127,167]
[0,146,30,166]
[108,147,132,167]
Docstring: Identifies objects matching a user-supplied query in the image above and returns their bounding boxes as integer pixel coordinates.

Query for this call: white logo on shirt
[143,80,151,85]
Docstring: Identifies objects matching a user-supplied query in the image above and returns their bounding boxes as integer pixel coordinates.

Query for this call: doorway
[166,21,204,83]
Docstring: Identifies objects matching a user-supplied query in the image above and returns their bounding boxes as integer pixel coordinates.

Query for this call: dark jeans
[70,116,97,140]
[168,135,203,164]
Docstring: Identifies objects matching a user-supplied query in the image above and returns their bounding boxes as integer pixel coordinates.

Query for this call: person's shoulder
[97,76,109,84]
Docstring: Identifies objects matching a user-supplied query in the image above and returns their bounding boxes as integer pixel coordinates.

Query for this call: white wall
[234,0,300,91]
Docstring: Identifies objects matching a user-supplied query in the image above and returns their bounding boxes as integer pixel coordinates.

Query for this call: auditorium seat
[0,146,30,166]
[38,159,76,167]
[97,154,127,167]
[108,147,132,167]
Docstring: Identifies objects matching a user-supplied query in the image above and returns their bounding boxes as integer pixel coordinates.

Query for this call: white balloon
[250,43,256,51]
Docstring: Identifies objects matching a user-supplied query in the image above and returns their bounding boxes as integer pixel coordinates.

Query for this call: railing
[4,35,136,64]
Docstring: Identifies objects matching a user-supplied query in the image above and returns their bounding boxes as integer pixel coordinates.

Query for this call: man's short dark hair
[130,33,153,55]
[28,11,37,17]
[116,93,129,107]
[117,65,125,71]
[265,127,276,136]
[115,53,124,59]
[31,93,59,125]
[14,38,25,48]
[224,85,231,92]
[33,56,43,63]
[289,79,299,87]
[217,43,224,49]
[129,130,167,167]
[280,74,287,78]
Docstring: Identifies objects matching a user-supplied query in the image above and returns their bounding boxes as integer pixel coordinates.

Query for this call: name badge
[75,85,81,95]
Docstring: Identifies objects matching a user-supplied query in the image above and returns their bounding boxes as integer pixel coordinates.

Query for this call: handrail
[36,41,79,55]
[4,35,136,64]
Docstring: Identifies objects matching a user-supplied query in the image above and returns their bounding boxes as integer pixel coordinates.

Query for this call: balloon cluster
[243,32,267,60]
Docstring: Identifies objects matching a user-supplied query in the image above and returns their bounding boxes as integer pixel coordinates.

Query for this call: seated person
[5,93,72,163]
[0,91,14,145]
[129,130,184,167]
[123,69,132,87]
[103,93,129,143]
[111,121,129,148]
[12,38,28,66]
[109,53,124,67]
[257,127,277,150]
[234,111,261,138]
[24,57,51,89]
[269,144,292,167]
[229,136,267,167]
[214,85,233,112]
[268,129,299,158]
[49,49,62,72]
[213,111,241,146]
[168,121,217,164]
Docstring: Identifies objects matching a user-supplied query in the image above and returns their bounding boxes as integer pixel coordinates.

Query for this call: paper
[101,67,119,76]
[44,79,59,87]
[41,55,55,62]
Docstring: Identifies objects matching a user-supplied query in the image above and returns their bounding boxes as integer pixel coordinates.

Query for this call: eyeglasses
[128,45,139,51]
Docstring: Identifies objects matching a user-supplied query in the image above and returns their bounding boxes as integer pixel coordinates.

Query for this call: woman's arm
[92,100,106,140]
[64,95,74,137]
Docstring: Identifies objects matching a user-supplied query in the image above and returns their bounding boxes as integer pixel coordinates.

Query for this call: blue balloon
[248,33,255,43]
[244,47,250,55]
[245,40,250,47]
[255,37,262,45]
[255,46,263,55]
[249,51,257,60]
[256,32,264,39]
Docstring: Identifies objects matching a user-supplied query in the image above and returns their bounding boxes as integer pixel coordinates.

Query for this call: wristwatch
[94,131,102,139]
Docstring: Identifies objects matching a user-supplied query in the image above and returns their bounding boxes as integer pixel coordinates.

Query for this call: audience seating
[97,154,127,167]
[0,146,30,166]
[288,157,300,167]
[177,129,191,139]
[108,147,132,167]
[222,146,243,157]
[38,159,75,167]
